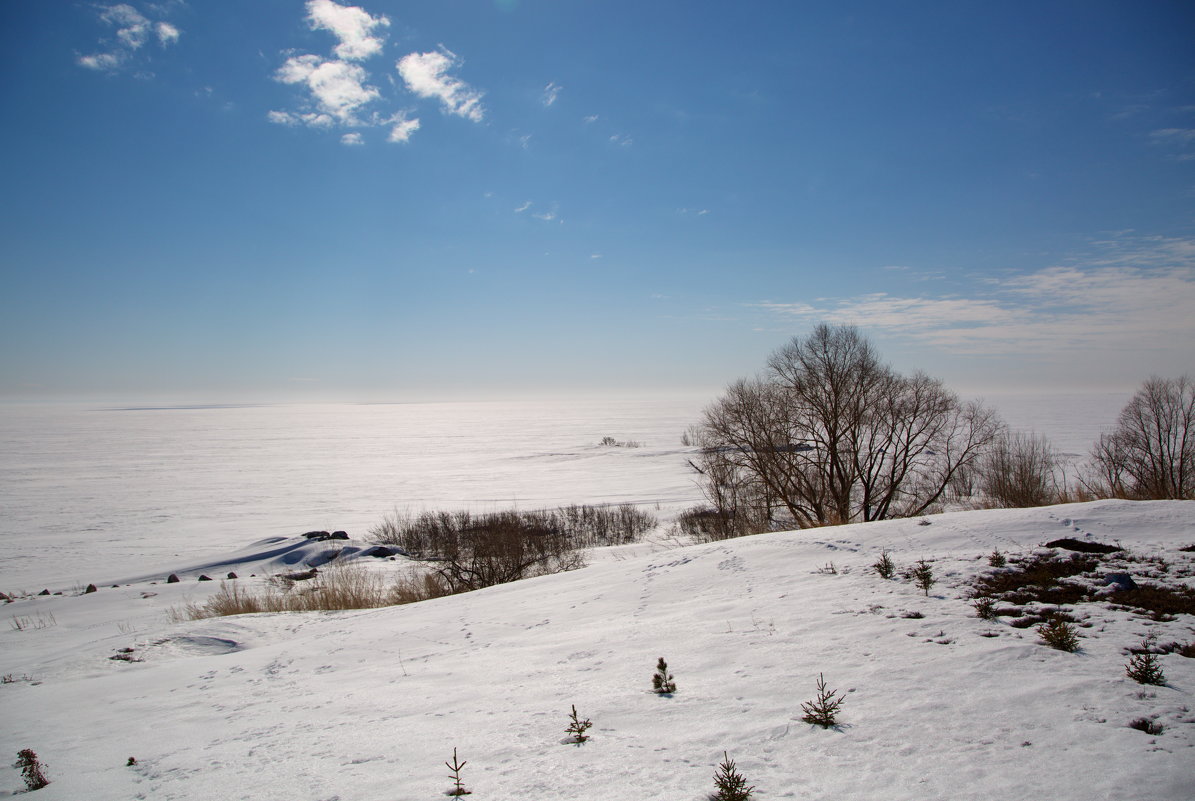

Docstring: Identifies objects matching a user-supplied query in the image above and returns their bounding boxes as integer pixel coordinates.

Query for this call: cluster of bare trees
[688,324,1002,532]
[1085,375,1194,500]
[687,324,1192,536]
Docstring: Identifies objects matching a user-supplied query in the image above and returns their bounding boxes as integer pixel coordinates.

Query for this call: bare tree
[1087,376,1195,499]
[980,431,1061,507]
[691,324,1002,528]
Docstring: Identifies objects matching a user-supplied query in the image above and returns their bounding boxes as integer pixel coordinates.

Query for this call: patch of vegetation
[972,551,1098,606]
[674,505,775,543]
[1125,652,1166,686]
[872,551,896,579]
[1128,717,1163,735]
[652,657,676,695]
[13,749,49,791]
[801,673,844,728]
[709,752,755,801]
[1037,616,1081,652]
[170,563,452,620]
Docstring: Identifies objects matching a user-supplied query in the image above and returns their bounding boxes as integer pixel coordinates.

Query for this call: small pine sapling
[14,749,49,791]
[708,751,755,801]
[911,559,935,596]
[565,704,593,745]
[652,657,676,695]
[872,551,896,579]
[1037,616,1080,652]
[445,747,471,796]
[800,672,845,728]
[973,596,997,620]
[1125,652,1166,686]
[988,549,1007,567]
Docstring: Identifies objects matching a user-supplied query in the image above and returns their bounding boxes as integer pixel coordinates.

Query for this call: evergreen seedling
[911,559,935,596]
[1037,616,1080,652]
[1125,652,1166,686]
[652,657,676,695]
[444,747,471,796]
[872,551,896,579]
[800,672,844,728]
[708,751,755,801]
[988,549,1007,567]
[565,704,593,745]
[14,749,49,791]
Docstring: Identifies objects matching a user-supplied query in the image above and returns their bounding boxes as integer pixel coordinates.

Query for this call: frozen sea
[0,391,1129,590]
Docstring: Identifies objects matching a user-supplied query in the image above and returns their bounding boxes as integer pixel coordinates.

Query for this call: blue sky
[1,0,1193,402]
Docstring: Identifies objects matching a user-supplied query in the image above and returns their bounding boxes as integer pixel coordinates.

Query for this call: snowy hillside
[3,500,1193,800]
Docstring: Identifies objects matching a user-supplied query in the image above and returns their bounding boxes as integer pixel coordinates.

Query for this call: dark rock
[38,589,50,596]
[282,568,318,581]
[1045,538,1123,554]
[227,572,238,580]
[1103,573,1138,591]
[197,575,212,582]
[369,546,398,558]
[85,584,97,594]
[303,530,331,540]
[166,574,180,583]
[330,530,349,540]
[0,591,10,601]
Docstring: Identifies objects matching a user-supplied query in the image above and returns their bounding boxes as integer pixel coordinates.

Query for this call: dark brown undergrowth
[973,552,1098,606]
[971,547,1195,621]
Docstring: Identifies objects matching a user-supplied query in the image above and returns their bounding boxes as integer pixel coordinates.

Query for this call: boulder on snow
[330,530,349,540]
[282,568,318,581]
[38,589,50,596]
[1102,573,1137,592]
[1045,538,1122,554]
[368,546,399,558]
[227,572,238,580]
[197,575,213,582]
[166,574,180,584]
[84,584,97,594]
[303,530,331,540]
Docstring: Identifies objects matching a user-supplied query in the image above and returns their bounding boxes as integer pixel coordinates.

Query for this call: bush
[14,749,49,791]
[1129,717,1163,735]
[988,548,1007,567]
[708,752,755,801]
[800,673,844,728]
[1125,652,1166,686]
[564,704,592,745]
[973,596,997,620]
[979,432,1061,507]
[909,559,935,596]
[652,657,676,695]
[872,551,896,579]
[1037,616,1081,651]
[674,505,774,543]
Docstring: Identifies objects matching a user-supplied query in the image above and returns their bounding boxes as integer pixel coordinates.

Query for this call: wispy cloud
[340,132,364,146]
[609,133,633,147]
[397,48,485,122]
[306,0,389,61]
[753,236,1195,361]
[514,201,532,213]
[77,3,181,73]
[583,115,599,124]
[542,82,562,107]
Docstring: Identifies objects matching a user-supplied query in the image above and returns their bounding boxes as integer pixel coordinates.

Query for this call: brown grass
[170,563,453,621]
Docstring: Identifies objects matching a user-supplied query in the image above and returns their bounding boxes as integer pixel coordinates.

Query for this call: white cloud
[514,201,531,213]
[542,82,562,106]
[583,115,598,124]
[77,3,180,72]
[340,132,365,145]
[275,54,380,126]
[156,21,180,46]
[305,0,390,62]
[397,48,485,122]
[609,133,633,147]
[386,113,420,143]
[532,211,557,222]
[1150,128,1195,143]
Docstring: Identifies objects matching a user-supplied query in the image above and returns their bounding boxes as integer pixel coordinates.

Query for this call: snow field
[3,500,1193,799]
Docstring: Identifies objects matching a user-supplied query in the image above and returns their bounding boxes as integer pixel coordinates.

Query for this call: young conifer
[800,672,844,728]
[652,657,676,695]
[445,747,471,796]
[565,704,593,745]
[14,749,49,791]
[708,751,755,801]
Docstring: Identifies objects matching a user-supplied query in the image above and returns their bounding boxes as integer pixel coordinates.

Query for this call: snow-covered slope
[3,500,1193,800]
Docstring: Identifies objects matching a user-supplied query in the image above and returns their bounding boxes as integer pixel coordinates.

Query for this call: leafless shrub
[980,432,1062,507]
[1085,375,1195,500]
